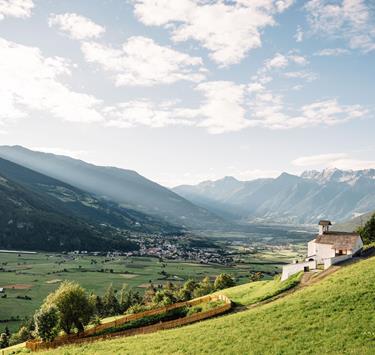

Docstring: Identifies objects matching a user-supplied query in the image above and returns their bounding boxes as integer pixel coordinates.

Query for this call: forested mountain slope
[0,157,179,251]
[0,146,224,229]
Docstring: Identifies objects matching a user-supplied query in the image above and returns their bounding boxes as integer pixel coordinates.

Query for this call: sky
[0,0,374,187]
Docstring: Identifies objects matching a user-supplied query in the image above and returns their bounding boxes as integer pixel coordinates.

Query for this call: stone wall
[281,260,317,281]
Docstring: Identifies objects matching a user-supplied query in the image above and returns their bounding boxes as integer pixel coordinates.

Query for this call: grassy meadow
[40,256,375,355]
[216,271,302,306]
[0,251,285,333]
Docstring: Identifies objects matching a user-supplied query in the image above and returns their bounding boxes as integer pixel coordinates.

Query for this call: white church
[281,220,363,281]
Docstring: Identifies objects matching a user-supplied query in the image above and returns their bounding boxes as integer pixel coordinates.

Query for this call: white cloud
[104,81,250,134]
[314,48,350,56]
[131,0,294,66]
[194,81,249,134]
[0,37,103,123]
[48,13,105,40]
[265,53,289,70]
[292,153,375,170]
[333,159,375,170]
[104,100,196,128]
[292,153,348,167]
[299,99,366,126]
[81,36,205,86]
[305,0,375,53]
[248,89,367,129]
[0,0,33,20]
[294,25,304,42]
[263,52,308,71]
[283,71,318,82]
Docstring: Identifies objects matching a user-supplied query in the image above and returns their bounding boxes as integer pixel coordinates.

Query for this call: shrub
[187,306,203,316]
[9,326,31,345]
[194,277,214,297]
[102,284,120,317]
[0,332,9,349]
[214,273,235,290]
[34,306,59,342]
[357,213,375,245]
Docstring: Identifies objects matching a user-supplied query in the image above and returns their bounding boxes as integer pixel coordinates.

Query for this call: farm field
[0,250,292,333]
[42,256,375,355]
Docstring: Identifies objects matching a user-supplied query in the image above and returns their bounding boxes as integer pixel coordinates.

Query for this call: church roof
[315,232,360,250]
[318,220,332,226]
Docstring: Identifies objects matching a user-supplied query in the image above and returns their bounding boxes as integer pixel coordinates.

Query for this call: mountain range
[173,169,375,224]
[1,145,374,252]
[0,157,184,251]
[0,146,224,230]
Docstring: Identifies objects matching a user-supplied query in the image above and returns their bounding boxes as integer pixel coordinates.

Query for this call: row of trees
[4,273,235,346]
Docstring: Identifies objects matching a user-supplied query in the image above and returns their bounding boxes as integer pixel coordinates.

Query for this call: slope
[45,256,375,354]
[0,146,224,229]
[0,158,179,251]
[0,157,180,235]
[332,210,375,232]
[174,169,375,224]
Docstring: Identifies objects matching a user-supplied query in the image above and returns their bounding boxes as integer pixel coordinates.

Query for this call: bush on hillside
[214,273,235,290]
[0,332,9,349]
[357,213,375,245]
[34,306,59,342]
[102,284,120,317]
[118,284,142,313]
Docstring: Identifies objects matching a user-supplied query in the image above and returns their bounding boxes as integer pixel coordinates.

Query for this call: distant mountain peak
[301,167,375,185]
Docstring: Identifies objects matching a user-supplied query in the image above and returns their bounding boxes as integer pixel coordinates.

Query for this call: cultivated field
[42,256,375,355]
[0,250,292,332]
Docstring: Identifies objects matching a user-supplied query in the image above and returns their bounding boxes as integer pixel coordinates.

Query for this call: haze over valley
[0,0,374,353]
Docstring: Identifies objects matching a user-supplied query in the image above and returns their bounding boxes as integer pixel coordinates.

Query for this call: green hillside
[333,211,375,233]
[0,146,224,229]
[0,157,180,251]
[43,257,375,354]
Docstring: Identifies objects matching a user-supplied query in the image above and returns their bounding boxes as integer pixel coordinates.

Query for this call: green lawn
[216,272,302,306]
[40,256,375,355]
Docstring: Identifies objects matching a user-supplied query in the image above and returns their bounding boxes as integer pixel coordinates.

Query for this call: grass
[39,256,375,355]
[216,272,302,306]
[0,251,271,332]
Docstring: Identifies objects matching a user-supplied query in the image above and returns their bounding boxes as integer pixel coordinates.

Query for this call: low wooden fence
[26,294,231,352]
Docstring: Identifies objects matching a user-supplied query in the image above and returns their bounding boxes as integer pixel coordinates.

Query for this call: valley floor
[39,256,375,355]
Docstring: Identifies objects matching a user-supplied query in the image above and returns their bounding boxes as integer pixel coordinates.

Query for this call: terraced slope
[44,256,375,354]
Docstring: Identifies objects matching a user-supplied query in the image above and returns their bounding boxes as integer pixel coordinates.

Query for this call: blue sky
[0,0,374,186]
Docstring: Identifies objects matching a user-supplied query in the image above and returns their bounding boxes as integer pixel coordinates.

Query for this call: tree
[143,284,157,305]
[152,289,178,306]
[9,326,31,346]
[357,213,375,245]
[250,272,263,282]
[119,284,142,313]
[214,273,235,290]
[34,306,59,342]
[44,281,94,334]
[0,332,9,349]
[178,279,198,301]
[103,284,120,316]
[193,277,214,298]
[4,327,10,337]
[93,294,105,317]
